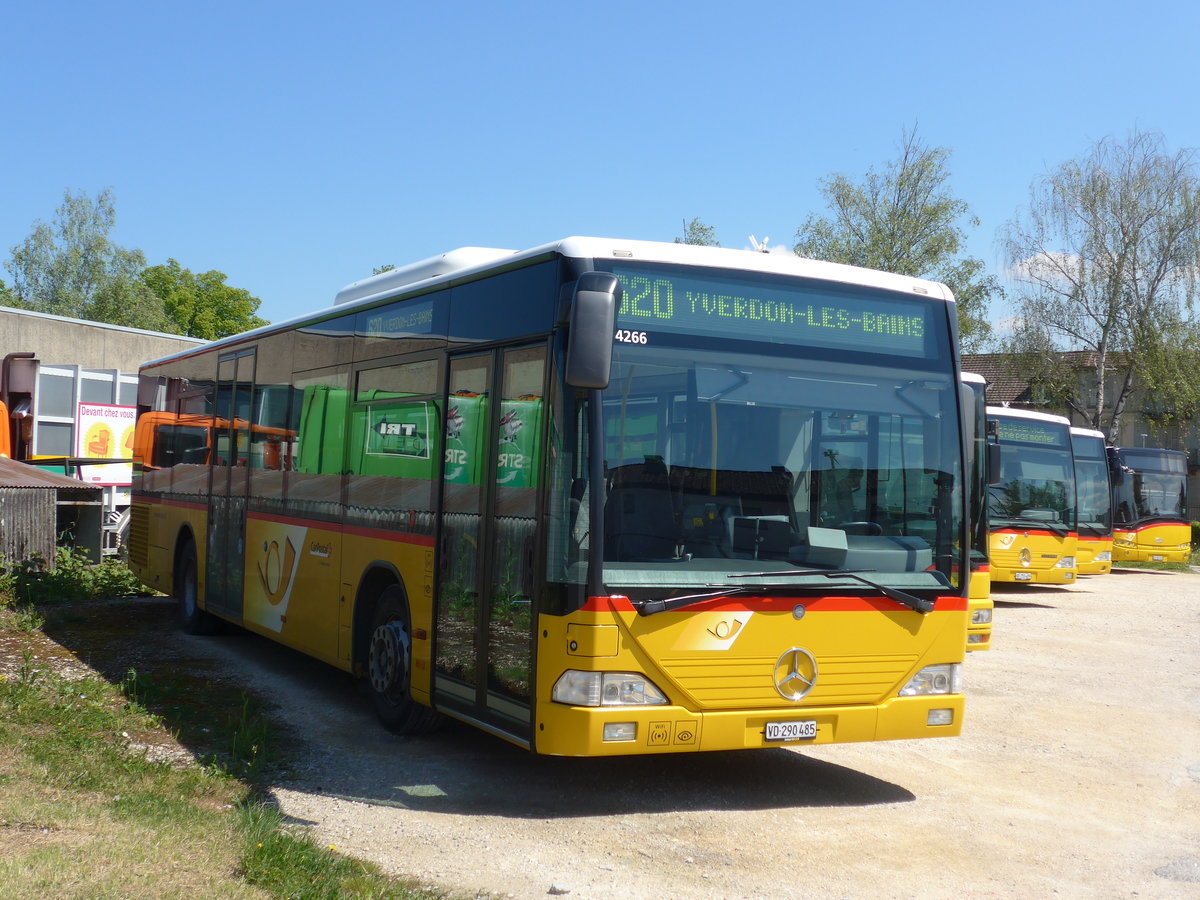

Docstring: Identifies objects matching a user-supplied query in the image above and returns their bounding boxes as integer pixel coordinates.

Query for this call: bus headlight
[971,608,992,625]
[1055,556,1076,569]
[552,671,668,707]
[899,664,962,697]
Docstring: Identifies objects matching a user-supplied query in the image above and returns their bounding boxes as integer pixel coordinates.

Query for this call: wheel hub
[369,620,410,695]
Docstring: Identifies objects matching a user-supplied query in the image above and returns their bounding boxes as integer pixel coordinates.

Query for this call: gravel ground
[14,568,1200,899]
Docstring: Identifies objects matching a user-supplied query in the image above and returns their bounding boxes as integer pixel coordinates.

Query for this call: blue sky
[3,1,1198,327]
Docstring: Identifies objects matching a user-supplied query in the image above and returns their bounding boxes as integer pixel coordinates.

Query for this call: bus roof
[960,371,986,384]
[986,406,1071,427]
[334,237,956,310]
[1069,426,1106,439]
[140,237,956,370]
[1109,445,1187,458]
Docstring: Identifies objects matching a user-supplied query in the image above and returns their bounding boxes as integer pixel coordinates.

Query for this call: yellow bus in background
[961,373,992,650]
[1108,446,1192,563]
[986,407,1078,584]
[131,237,971,757]
[1070,427,1112,574]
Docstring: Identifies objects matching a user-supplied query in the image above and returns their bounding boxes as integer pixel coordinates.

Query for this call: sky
[3,0,1199,328]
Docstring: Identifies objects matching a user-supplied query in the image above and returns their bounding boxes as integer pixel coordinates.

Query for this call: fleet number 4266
[614,329,648,344]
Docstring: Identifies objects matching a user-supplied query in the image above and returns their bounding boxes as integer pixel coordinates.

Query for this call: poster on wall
[75,403,136,486]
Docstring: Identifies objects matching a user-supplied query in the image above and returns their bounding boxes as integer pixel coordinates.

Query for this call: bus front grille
[658,653,919,708]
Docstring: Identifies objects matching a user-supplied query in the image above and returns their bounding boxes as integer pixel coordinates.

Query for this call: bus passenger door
[206,348,255,623]
[435,345,545,742]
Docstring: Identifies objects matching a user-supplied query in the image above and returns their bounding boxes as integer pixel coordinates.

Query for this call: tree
[142,259,269,340]
[793,129,999,352]
[675,217,720,247]
[999,131,1200,440]
[5,188,173,329]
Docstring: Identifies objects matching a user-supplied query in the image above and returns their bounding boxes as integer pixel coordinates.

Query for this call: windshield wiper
[730,569,935,614]
[995,516,1070,537]
[635,583,819,617]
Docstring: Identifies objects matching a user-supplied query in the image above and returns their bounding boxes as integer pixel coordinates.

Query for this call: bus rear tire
[176,538,219,636]
[367,585,441,735]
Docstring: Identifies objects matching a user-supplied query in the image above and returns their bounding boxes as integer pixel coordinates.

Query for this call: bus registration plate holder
[1013,572,1033,581]
[765,720,817,742]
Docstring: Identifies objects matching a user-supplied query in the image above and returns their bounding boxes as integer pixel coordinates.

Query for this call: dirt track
[22,568,1200,899]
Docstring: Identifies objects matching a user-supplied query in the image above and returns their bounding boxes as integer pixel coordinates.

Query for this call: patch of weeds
[0,548,143,607]
[1116,560,1194,573]
[240,802,431,900]
[120,667,281,786]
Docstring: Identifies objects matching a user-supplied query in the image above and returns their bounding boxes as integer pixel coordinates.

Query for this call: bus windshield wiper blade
[635,586,755,617]
[635,582,820,617]
[730,569,934,614]
[1001,517,1069,536]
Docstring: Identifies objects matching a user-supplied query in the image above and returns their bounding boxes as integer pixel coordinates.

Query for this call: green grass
[1115,559,1198,573]
[0,554,446,900]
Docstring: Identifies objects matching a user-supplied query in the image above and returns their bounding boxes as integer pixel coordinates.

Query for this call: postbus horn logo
[258,537,298,606]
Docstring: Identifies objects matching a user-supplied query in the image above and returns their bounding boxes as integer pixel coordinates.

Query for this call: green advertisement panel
[496,398,542,488]
[444,393,487,485]
[353,399,437,479]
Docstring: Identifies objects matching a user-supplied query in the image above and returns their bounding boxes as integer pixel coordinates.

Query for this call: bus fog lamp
[603,722,637,742]
[967,633,986,644]
[552,670,668,707]
[1055,556,1076,569]
[899,664,962,697]
[971,608,992,625]
[927,708,954,726]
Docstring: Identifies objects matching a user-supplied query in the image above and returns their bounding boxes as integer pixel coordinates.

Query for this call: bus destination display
[609,266,934,358]
[995,418,1067,447]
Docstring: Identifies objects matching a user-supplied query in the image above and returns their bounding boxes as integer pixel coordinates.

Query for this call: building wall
[1,306,203,374]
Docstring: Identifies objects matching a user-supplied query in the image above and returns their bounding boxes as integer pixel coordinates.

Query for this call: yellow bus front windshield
[560,346,965,604]
[989,444,1076,535]
[1111,449,1188,526]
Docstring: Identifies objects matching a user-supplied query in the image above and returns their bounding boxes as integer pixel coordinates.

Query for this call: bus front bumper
[532,695,964,757]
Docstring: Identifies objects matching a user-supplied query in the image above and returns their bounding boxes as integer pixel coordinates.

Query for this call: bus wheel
[175,539,219,635]
[367,585,440,734]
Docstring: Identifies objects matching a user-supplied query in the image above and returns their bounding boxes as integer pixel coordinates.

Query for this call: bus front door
[435,345,546,743]
[206,348,255,623]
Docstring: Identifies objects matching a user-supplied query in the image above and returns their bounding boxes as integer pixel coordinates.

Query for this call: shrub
[0,547,143,606]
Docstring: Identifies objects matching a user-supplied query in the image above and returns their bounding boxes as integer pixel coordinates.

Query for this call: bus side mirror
[986,442,1001,485]
[565,272,620,390]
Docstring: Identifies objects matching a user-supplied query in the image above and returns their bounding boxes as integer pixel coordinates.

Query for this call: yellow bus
[130,237,971,756]
[986,407,1078,584]
[961,373,993,649]
[1108,446,1192,563]
[1070,427,1112,574]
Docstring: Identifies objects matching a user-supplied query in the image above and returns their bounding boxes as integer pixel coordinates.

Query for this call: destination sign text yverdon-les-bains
[608,266,935,357]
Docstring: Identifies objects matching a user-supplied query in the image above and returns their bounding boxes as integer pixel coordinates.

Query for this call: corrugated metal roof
[0,457,104,493]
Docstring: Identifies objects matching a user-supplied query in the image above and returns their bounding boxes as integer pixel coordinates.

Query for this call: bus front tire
[176,539,219,636]
[367,585,441,735]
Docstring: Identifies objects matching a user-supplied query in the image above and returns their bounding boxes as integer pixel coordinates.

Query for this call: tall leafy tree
[793,129,999,352]
[142,259,268,340]
[5,188,173,330]
[675,217,720,247]
[999,131,1200,440]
